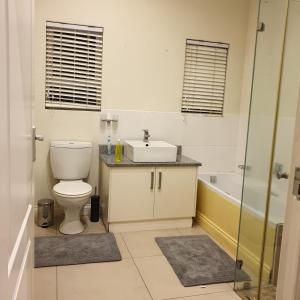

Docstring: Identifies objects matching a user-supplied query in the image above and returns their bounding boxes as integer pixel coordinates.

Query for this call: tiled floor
[34,218,241,300]
[236,286,277,300]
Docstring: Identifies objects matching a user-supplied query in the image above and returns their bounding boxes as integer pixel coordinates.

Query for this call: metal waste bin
[37,199,54,228]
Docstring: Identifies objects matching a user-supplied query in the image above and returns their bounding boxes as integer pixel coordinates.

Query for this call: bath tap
[143,129,150,143]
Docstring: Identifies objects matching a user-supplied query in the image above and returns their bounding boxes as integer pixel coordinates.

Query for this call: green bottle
[115,139,122,163]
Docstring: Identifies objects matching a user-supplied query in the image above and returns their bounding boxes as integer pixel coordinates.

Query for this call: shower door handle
[276,171,289,180]
[274,163,289,180]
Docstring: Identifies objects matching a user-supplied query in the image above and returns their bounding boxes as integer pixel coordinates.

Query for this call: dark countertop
[99,145,202,168]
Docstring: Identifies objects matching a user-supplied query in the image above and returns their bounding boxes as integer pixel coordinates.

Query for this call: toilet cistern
[143,129,150,143]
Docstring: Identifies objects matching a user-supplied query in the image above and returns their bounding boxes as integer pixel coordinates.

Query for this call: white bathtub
[198,172,284,225]
[198,173,242,205]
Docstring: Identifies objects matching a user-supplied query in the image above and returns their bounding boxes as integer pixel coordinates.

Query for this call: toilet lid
[53,180,92,196]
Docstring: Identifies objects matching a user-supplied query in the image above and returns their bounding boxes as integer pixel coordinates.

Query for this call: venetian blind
[181,39,229,116]
[45,21,103,111]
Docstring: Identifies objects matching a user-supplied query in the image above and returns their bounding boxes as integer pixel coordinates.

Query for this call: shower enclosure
[234,0,300,299]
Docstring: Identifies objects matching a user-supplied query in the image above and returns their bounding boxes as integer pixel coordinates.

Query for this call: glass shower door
[259,0,300,298]
[234,0,289,297]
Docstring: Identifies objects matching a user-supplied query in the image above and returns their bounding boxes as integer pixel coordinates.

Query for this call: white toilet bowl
[53,180,92,234]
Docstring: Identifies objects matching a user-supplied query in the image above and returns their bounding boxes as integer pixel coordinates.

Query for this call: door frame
[0,0,10,298]
[276,86,300,300]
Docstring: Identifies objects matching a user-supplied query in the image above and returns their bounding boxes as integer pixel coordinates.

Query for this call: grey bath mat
[155,235,250,286]
[35,233,121,268]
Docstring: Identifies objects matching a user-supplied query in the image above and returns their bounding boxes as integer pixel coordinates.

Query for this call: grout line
[118,232,133,259]
[56,266,58,300]
[161,290,236,300]
[119,233,154,299]
[119,228,185,259]
[132,257,154,300]
[131,254,164,259]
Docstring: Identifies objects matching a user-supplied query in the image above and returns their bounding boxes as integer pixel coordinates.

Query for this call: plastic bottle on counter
[115,139,122,163]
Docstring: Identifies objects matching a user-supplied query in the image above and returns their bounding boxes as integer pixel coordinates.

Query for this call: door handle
[150,171,154,190]
[158,172,162,190]
[274,163,289,180]
[32,125,44,162]
[293,167,300,201]
[35,134,44,141]
[276,171,289,180]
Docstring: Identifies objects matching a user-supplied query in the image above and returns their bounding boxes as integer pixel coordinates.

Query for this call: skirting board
[109,218,193,233]
[196,211,271,278]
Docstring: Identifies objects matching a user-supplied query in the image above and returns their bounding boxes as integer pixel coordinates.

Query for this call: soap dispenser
[115,139,122,163]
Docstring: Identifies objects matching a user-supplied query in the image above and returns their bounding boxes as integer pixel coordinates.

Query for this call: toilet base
[59,207,85,235]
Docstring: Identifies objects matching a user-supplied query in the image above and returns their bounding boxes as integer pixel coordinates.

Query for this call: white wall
[273,0,300,174]
[235,0,258,174]
[34,0,253,204]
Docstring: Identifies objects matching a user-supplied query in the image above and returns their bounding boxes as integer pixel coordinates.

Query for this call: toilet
[50,141,93,234]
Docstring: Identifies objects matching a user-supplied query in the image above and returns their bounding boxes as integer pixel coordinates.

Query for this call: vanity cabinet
[109,167,155,222]
[153,167,197,219]
[100,162,198,231]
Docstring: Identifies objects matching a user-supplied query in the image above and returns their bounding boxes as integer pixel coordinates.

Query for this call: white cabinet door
[154,167,197,219]
[109,167,155,222]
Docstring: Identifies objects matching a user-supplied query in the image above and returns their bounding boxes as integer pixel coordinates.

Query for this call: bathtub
[198,172,285,225]
[196,172,281,279]
[198,173,242,206]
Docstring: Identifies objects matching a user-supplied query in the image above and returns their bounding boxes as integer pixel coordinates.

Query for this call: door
[109,167,155,222]
[276,90,300,300]
[154,167,197,219]
[235,0,300,299]
[0,0,34,299]
[234,0,289,293]
[261,0,300,296]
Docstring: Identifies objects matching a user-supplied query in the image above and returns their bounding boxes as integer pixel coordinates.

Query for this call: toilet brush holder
[90,191,100,222]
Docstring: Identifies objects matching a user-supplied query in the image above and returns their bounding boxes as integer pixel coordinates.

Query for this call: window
[181,39,229,116]
[45,21,103,111]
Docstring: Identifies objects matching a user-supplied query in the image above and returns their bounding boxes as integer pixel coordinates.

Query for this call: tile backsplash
[34,108,242,203]
[100,109,240,173]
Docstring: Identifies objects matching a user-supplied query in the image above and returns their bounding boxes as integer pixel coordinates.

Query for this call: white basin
[124,140,177,163]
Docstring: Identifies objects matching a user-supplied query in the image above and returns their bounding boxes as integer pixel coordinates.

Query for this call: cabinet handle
[158,172,162,190]
[150,171,154,190]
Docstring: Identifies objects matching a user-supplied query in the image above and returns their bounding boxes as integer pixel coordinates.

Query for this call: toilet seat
[53,180,92,197]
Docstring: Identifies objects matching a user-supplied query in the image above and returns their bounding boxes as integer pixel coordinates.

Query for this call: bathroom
[1,0,300,299]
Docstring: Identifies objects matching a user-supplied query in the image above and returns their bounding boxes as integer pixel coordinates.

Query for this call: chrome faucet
[143,129,150,143]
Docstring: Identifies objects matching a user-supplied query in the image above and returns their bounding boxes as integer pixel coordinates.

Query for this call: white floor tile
[134,255,232,300]
[80,216,107,234]
[178,224,207,236]
[114,233,131,259]
[56,216,107,236]
[34,223,57,236]
[121,229,181,258]
[57,259,152,300]
[33,267,57,300]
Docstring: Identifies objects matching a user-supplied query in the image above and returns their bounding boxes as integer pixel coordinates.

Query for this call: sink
[124,140,177,163]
